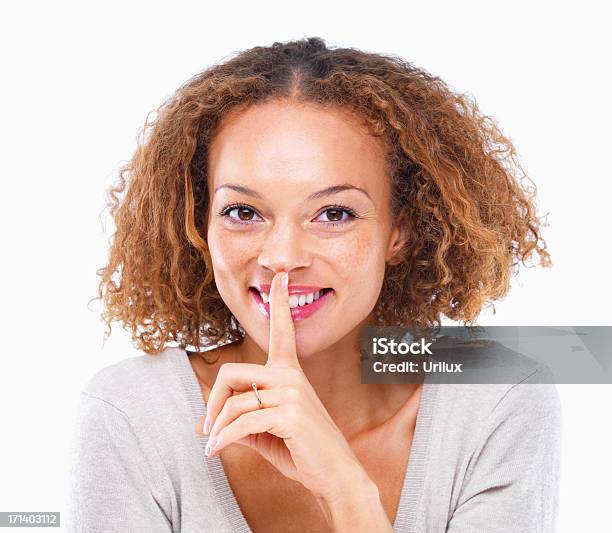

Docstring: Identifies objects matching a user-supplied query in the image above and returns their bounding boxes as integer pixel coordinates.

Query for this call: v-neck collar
[171,346,438,532]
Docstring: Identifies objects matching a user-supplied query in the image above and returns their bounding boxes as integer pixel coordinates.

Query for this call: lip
[249,287,334,321]
[252,284,328,295]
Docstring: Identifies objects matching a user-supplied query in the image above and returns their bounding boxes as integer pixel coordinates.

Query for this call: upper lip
[251,284,330,295]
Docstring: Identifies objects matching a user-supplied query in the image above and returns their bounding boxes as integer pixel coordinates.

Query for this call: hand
[195,271,376,506]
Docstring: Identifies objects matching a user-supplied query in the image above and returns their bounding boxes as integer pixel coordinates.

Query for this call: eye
[314,206,358,227]
[218,203,262,225]
[217,203,359,228]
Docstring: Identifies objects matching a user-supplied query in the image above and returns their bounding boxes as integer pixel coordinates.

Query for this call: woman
[68,37,561,532]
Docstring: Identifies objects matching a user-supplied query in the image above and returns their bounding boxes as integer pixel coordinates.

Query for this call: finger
[206,387,285,438]
[267,271,300,368]
[202,362,286,434]
[205,406,287,456]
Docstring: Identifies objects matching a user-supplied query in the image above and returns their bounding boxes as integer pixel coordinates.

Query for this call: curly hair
[93,36,551,356]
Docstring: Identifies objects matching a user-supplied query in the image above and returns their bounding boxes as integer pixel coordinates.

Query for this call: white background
[1,1,610,531]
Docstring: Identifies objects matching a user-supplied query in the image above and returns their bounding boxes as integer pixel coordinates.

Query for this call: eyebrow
[214,183,372,202]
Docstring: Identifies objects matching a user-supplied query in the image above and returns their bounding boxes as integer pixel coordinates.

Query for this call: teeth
[259,290,325,308]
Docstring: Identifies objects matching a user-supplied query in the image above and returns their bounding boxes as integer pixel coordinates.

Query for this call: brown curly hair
[93,36,551,356]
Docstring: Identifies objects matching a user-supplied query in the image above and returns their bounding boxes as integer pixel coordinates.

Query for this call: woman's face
[206,100,405,358]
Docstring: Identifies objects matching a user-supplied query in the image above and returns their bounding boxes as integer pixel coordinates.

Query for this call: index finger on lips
[266,271,300,368]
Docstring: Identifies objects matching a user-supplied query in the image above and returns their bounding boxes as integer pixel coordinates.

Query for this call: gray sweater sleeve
[67,392,174,533]
[446,379,562,533]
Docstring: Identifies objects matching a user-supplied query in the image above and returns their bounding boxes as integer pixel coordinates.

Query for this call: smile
[249,287,334,321]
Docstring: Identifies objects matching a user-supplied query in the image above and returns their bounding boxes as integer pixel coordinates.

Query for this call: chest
[218,431,412,533]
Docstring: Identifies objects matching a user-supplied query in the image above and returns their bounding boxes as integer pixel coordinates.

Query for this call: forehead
[207,100,390,195]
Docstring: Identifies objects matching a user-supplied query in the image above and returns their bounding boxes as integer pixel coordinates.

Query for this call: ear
[385,214,410,266]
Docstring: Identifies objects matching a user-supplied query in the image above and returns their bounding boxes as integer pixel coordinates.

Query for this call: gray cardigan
[67,346,561,532]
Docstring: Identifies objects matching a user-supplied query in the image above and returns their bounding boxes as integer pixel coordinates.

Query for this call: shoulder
[440,364,558,407]
[484,367,562,439]
[79,346,188,419]
[429,365,562,457]
[430,334,561,423]
[423,374,563,531]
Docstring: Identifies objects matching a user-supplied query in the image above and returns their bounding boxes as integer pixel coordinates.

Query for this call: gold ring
[251,382,264,409]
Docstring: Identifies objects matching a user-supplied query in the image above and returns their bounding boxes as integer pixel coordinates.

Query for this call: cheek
[207,227,252,282]
[325,230,388,288]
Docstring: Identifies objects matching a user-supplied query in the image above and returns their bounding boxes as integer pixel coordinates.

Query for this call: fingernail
[205,436,217,456]
[281,272,288,289]
[203,415,211,435]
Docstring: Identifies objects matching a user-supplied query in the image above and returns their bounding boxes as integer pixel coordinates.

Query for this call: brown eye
[326,209,343,222]
[221,204,262,224]
[318,208,354,223]
[314,207,356,226]
[237,207,254,220]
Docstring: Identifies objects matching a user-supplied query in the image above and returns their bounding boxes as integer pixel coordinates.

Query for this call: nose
[257,222,313,274]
